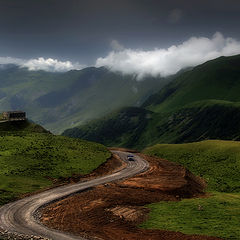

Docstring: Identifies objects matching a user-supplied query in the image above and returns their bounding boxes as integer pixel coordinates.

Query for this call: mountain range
[0,65,169,133]
[63,54,240,149]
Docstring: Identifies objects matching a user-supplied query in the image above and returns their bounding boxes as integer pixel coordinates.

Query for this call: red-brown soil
[40,153,222,240]
[20,154,125,199]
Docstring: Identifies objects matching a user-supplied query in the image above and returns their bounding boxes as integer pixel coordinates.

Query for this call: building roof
[3,111,26,114]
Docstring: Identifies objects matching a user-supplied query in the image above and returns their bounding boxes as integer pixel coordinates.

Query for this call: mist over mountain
[63,54,240,149]
[0,64,169,133]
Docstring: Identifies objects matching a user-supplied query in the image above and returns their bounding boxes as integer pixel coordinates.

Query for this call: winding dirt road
[0,151,149,240]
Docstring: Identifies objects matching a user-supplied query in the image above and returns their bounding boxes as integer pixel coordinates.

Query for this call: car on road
[127,155,134,161]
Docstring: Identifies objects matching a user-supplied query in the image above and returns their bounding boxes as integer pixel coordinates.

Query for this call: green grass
[65,98,240,150]
[143,140,240,192]
[142,140,240,239]
[0,120,48,133]
[140,192,240,240]
[138,99,240,149]
[0,133,110,205]
[145,55,240,113]
[62,107,152,148]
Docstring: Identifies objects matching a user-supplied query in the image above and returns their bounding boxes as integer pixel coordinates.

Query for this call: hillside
[143,54,240,112]
[143,140,240,192]
[0,130,110,205]
[141,140,240,239]
[63,55,240,149]
[137,99,240,147]
[63,100,240,149]
[0,65,168,133]
[0,117,111,206]
[62,107,152,148]
[0,119,49,134]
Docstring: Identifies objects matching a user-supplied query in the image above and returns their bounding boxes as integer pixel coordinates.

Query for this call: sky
[0,0,240,77]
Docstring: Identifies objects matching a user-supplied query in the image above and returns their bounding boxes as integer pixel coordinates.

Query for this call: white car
[127,155,134,161]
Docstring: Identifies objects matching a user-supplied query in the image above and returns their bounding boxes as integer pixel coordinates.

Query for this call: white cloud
[0,56,85,72]
[22,57,85,72]
[168,9,183,23]
[1,32,240,76]
[0,56,23,65]
[96,32,240,79]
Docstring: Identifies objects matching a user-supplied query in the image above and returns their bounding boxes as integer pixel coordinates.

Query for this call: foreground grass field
[144,140,240,192]
[0,133,110,205]
[140,192,240,240]
[142,140,240,239]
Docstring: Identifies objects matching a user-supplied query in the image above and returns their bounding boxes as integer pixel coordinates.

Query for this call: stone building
[2,111,26,121]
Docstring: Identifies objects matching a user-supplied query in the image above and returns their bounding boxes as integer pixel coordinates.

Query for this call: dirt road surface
[0,151,149,240]
[41,153,222,240]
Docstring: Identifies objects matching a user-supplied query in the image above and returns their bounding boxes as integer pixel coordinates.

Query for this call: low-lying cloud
[96,32,240,79]
[22,57,85,72]
[0,56,23,65]
[0,57,85,72]
[0,32,240,75]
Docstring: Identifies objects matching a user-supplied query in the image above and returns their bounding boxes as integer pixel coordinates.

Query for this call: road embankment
[40,153,220,240]
[0,151,149,240]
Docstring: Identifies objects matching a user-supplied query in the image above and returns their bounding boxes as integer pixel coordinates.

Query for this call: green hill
[139,56,240,240]
[137,99,240,147]
[0,120,111,205]
[141,140,240,239]
[144,54,240,113]
[0,134,110,206]
[63,55,240,149]
[143,140,240,192]
[0,65,168,133]
[0,120,49,134]
[62,107,152,148]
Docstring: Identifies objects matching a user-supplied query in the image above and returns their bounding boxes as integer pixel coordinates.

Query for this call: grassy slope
[139,55,240,147]
[137,99,240,148]
[140,192,240,240]
[62,107,152,148]
[142,140,240,239]
[64,99,240,150]
[0,120,49,133]
[144,55,240,113]
[144,140,240,192]
[0,121,110,205]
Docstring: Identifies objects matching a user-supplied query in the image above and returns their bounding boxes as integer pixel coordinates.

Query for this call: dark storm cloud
[0,0,239,66]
